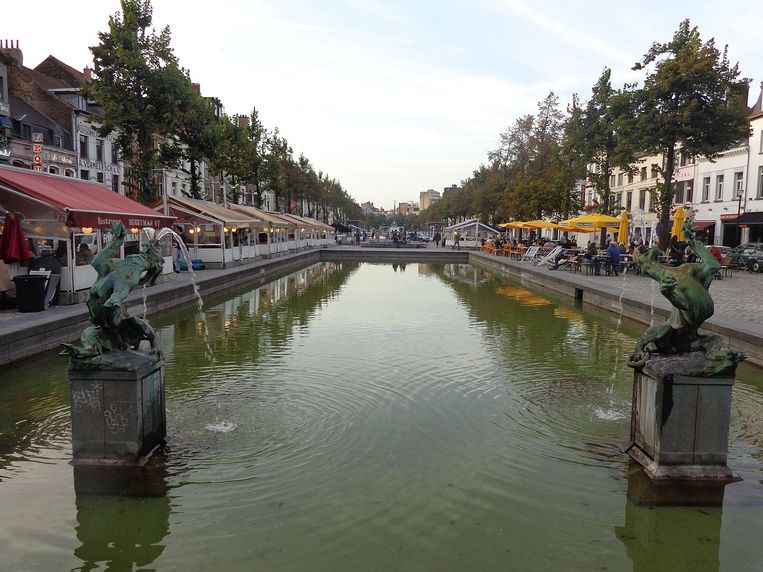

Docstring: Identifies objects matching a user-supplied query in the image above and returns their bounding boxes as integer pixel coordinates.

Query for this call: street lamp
[736,185,744,246]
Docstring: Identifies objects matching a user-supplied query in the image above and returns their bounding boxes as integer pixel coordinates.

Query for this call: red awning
[691,220,715,230]
[0,166,175,230]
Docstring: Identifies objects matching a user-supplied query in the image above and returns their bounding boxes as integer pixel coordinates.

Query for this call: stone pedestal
[626,363,738,481]
[69,351,166,466]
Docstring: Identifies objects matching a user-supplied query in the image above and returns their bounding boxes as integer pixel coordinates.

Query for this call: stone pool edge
[1,247,761,367]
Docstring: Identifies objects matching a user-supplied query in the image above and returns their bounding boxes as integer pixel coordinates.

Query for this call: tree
[579,68,637,245]
[88,0,192,202]
[173,89,220,199]
[632,20,750,247]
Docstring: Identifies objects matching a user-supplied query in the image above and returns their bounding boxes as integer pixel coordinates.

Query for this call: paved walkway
[543,264,763,325]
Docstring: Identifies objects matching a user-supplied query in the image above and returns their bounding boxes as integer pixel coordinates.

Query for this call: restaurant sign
[66,210,175,230]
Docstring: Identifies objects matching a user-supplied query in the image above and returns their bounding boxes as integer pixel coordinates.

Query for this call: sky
[4,0,762,210]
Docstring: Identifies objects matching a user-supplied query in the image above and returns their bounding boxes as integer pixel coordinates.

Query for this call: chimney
[238,115,250,130]
[190,82,201,94]
[0,39,23,66]
[83,66,93,79]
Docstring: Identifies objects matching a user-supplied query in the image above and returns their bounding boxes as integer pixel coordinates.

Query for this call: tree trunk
[658,145,676,249]
[599,159,611,248]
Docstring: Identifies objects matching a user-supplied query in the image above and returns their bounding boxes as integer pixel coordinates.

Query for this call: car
[727,242,763,266]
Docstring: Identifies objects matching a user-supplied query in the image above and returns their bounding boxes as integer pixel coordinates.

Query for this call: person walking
[433,231,441,248]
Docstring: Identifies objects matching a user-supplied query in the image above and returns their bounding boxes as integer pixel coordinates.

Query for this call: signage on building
[76,122,116,142]
[0,101,9,115]
[720,214,738,221]
[43,150,75,165]
[32,133,43,170]
[79,158,120,174]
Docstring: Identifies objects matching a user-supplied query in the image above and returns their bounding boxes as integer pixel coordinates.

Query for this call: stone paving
[542,264,763,325]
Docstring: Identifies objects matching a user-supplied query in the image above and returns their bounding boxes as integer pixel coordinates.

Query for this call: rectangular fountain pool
[0,262,761,570]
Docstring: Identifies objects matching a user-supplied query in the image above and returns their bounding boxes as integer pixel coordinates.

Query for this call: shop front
[0,165,175,303]
[157,197,263,268]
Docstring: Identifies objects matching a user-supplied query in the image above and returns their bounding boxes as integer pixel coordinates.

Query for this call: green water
[0,262,761,571]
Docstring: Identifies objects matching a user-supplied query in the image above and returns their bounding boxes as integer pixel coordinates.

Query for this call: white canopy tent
[444,219,502,249]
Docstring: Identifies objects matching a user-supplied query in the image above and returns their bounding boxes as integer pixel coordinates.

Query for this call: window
[111,144,118,164]
[715,175,724,200]
[627,172,634,184]
[96,172,104,184]
[615,193,622,207]
[648,190,655,212]
[79,135,88,158]
[610,175,616,187]
[640,166,647,181]
[650,165,659,178]
[675,182,685,204]
[639,189,646,210]
[48,166,59,175]
[80,169,90,181]
[685,180,694,203]
[21,124,31,139]
[626,191,633,210]
[53,135,63,148]
[734,171,744,198]
[96,139,103,162]
[112,175,119,193]
[702,177,710,202]
[65,168,75,178]
[758,166,763,199]
[617,173,624,186]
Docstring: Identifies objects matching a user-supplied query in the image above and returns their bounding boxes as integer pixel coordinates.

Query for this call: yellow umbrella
[617,210,629,244]
[561,213,620,228]
[564,226,596,233]
[671,207,685,241]
[522,219,557,229]
[499,221,527,228]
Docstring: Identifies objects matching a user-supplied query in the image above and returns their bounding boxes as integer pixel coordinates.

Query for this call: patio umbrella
[0,212,32,263]
[617,210,629,244]
[560,213,620,228]
[499,221,527,228]
[522,219,558,229]
[671,207,685,241]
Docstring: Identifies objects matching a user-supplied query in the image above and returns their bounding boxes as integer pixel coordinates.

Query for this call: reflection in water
[615,464,726,572]
[74,494,170,571]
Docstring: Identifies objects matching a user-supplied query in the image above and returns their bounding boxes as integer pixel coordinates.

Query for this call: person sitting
[606,241,621,276]
[618,241,627,254]
[584,241,601,275]
[550,248,567,270]
[76,243,93,266]
[668,235,683,266]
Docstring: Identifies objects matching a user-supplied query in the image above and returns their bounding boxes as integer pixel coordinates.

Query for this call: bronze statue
[62,222,164,362]
[627,219,743,374]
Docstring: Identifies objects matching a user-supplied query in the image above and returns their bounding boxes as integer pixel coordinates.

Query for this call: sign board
[32,133,43,143]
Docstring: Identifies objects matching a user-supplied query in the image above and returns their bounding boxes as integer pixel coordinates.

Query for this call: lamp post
[736,185,744,247]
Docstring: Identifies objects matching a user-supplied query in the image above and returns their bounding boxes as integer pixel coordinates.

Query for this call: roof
[164,197,260,228]
[445,218,502,233]
[282,213,334,231]
[227,204,289,228]
[0,165,175,229]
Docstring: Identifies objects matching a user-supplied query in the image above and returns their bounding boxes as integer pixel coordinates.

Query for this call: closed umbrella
[671,207,685,241]
[0,213,12,261]
[617,210,629,244]
[0,213,32,263]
